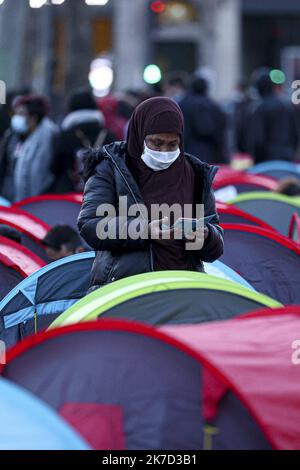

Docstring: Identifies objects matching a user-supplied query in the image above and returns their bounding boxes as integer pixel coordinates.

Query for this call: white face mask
[11,115,29,135]
[141,142,181,171]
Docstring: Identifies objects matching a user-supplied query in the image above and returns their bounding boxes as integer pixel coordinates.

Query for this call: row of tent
[0,254,256,348]
[1,306,300,449]
[2,220,300,348]
[0,171,298,330]
[0,190,299,306]
[0,159,300,449]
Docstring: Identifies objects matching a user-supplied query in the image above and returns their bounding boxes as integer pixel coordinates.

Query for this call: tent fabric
[0,377,89,450]
[213,166,242,183]
[0,238,44,302]
[0,253,254,349]
[289,213,300,244]
[228,192,300,236]
[59,403,125,451]
[248,160,300,181]
[1,321,272,450]
[161,305,300,450]
[220,224,300,304]
[0,206,50,260]
[0,261,24,301]
[0,196,11,207]
[216,202,274,229]
[0,235,45,276]
[13,194,82,229]
[50,271,280,330]
[213,173,277,192]
[0,252,94,348]
[204,260,255,290]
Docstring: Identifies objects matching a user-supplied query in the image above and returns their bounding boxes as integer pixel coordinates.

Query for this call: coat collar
[102,141,219,189]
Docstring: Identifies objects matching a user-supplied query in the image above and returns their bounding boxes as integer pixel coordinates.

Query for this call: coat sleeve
[78,160,149,251]
[195,188,224,262]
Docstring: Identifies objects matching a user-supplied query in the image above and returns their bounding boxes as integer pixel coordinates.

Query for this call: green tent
[50,271,281,329]
[228,192,300,236]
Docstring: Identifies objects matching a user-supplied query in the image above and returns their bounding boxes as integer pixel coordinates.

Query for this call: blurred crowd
[0,67,300,203]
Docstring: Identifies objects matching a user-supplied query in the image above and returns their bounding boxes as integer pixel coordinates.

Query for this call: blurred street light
[85,0,109,5]
[0,0,110,7]
[270,69,286,85]
[29,0,47,7]
[143,64,162,84]
[89,57,114,97]
[150,1,166,14]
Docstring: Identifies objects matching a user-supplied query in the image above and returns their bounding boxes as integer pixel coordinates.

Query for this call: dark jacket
[246,95,299,163]
[51,110,115,193]
[0,129,20,201]
[180,94,229,164]
[78,142,224,290]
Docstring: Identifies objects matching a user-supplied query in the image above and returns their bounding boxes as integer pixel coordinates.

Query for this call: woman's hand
[184,226,209,249]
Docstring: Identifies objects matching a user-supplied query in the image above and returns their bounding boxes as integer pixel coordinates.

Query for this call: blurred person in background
[42,225,85,262]
[51,89,115,193]
[117,89,145,139]
[163,72,188,104]
[180,76,229,164]
[276,178,300,197]
[0,89,31,140]
[226,80,253,155]
[97,94,129,141]
[0,94,56,202]
[246,68,299,163]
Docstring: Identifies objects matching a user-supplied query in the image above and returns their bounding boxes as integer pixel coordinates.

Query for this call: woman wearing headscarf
[78,97,224,291]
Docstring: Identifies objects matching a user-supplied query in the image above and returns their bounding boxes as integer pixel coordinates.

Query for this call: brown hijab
[126,97,196,271]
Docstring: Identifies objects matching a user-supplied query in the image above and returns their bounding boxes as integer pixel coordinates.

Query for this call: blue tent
[204,261,254,290]
[248,160,300,181]
[0,252,94,348]
[0,378,89,450]
[0,196,11,207]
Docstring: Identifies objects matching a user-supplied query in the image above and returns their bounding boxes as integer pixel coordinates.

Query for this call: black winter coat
[246,95,299,163]
[78,142,224,290]
[180,94,229,164]
[51,121,115,193]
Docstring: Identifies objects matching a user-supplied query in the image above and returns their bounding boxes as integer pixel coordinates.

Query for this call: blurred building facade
[0,0,300,107]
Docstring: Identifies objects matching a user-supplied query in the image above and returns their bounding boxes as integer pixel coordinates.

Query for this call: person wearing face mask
[78,97,224,291]
[0,94,57,202]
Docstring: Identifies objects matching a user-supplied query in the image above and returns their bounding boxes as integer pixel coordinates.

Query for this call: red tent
[0,236,45,277]
[0,236,45,299]
[13,194,83,230]
[213,172,277,193]
[161,306,300,450]
[216,202,274,230]
[220,223,300,304]
[0,206,50,260]
[289,213,300,244]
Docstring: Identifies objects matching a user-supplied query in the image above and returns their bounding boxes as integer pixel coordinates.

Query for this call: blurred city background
[1,0,300,201]
[1,0,300,106]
